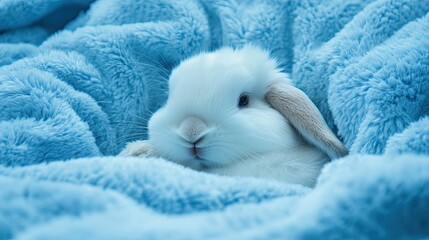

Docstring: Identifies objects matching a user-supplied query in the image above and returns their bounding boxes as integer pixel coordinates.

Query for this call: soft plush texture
[0,0,428,239]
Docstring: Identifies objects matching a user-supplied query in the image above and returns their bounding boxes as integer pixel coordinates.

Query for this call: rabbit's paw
[119,140,155,157]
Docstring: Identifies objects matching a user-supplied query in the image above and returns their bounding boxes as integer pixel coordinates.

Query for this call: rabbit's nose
[177,116,209,144]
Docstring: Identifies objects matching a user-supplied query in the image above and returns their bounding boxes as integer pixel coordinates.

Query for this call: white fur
[119,140,155,157]
[122,45,331,187]
[206,145,328,187]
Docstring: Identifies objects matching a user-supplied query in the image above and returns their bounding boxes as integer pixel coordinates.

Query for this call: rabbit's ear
[265,82,348,159]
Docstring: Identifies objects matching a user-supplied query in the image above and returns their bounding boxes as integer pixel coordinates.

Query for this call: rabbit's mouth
[190,146,207,161]
[191,145,200,157]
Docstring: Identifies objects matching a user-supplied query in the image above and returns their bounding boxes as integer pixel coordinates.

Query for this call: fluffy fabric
[0,0,428,239]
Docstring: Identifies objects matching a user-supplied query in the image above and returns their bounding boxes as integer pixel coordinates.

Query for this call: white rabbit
[120,45,348,187]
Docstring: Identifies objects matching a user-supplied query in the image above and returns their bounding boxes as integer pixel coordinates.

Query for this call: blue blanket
[1,0,428,239]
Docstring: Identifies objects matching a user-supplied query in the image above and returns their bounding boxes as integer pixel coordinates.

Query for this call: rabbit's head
[148,45,347,169]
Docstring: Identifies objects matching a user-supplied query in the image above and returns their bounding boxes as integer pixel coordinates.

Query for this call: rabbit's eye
[238,94,249,108]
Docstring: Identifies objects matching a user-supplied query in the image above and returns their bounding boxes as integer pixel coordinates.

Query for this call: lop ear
[265,82,348,159]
